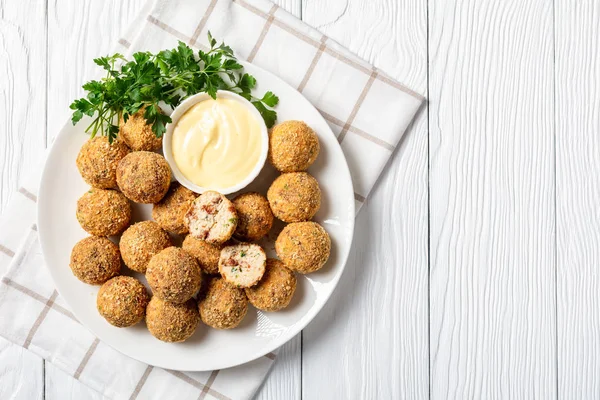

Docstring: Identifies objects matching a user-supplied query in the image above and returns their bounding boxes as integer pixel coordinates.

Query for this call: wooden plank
[427,0,556,398]
[0,0,47,213]
[45,362,105,400]
[0,339,44,400]
[0,0,46,397]
[555,1,600,398]
[301,0,429,398]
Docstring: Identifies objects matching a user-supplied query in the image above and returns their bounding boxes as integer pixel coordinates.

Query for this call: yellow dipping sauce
[172,98,263,189]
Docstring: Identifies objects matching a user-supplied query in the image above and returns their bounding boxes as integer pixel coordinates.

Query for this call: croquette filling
[219,245,266,287]
[186,192,236,243]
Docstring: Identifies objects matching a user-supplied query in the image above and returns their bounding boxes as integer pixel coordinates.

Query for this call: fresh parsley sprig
[70,33,279,142]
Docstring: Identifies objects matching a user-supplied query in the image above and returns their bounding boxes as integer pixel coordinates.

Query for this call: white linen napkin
[0,0,424,399]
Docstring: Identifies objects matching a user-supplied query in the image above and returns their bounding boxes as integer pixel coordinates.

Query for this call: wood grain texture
[0,0,47,213]
[555,1,600,398]
[45,363,104,400]
[6,0,600,399]
[301,0,429,398]
[0,0,46,396]
[0,339,43,400]
[427,0,557,398]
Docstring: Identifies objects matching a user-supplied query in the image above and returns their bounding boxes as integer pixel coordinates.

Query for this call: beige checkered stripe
[189,0,220,45]
[247,4,278,62]
[0,215,230,399]
[1,265,234,400]
[0,244,14,258]
[166,370,231,400]
[141,0,422,203]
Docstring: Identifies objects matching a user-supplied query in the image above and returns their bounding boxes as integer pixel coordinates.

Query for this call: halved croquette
[184,191,237,245]
[218,243,266,288]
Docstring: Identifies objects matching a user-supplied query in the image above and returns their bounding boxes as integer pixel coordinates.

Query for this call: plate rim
[37,60,355,371]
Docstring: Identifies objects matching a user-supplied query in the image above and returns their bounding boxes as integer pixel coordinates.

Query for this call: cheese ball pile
[71,118,331,343]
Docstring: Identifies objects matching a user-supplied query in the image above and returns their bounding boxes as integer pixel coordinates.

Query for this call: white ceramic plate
[38,62,355,372]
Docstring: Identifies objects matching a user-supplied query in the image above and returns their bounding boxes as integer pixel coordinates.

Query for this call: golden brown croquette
[267,172,321,222]
[146,297,199,342]
[181,235,222,275]
[275,221,331,274]
[268,120,319,172]
[70,236,121,285]
[76,189,131,236]
[97,276,149,327]
[76,136,130,189]
[184,191,237,244]
[119,107,163,151]
[152,182,198,234]
[116,151,171,204]
[145,247,202,304]
[245,259,296,311]
[232,192,273,241]
[198,277,248,329]
[119,221,172,273]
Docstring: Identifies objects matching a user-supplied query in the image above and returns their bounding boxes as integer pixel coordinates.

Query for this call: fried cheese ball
[146,297,199,342]
[199,277,248,329]
[181,235,222,275]
[219,243,266,288]
[119,107,163,151]
[97,276,149,327]
[268,120,319,172]
[275,222,331,274]
[119,221,172,273]
[245,259,296,311]
[76,136,130,189]
[267,172,321,222]
[152,182,198,234]
[184,191,237,245]
[76,188,131,236]
[70,236,121,285]
[146,247,202,304]
[116,151,171,204]
[232,192,273,241]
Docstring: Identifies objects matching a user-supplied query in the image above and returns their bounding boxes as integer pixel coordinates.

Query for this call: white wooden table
[1,0,599,398]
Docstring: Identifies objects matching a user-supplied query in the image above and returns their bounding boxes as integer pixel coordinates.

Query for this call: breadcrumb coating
[275,221,331,274]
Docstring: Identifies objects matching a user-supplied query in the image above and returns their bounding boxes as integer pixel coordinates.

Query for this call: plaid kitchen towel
[0,0,424,399]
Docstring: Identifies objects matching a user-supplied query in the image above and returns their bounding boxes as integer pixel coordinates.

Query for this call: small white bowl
[163,90,269,195]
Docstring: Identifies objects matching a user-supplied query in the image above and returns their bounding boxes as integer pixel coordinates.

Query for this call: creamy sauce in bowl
[171,96,264,190]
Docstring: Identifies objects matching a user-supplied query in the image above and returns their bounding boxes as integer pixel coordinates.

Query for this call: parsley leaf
[261,91,279,107]
[71,32,279,141]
